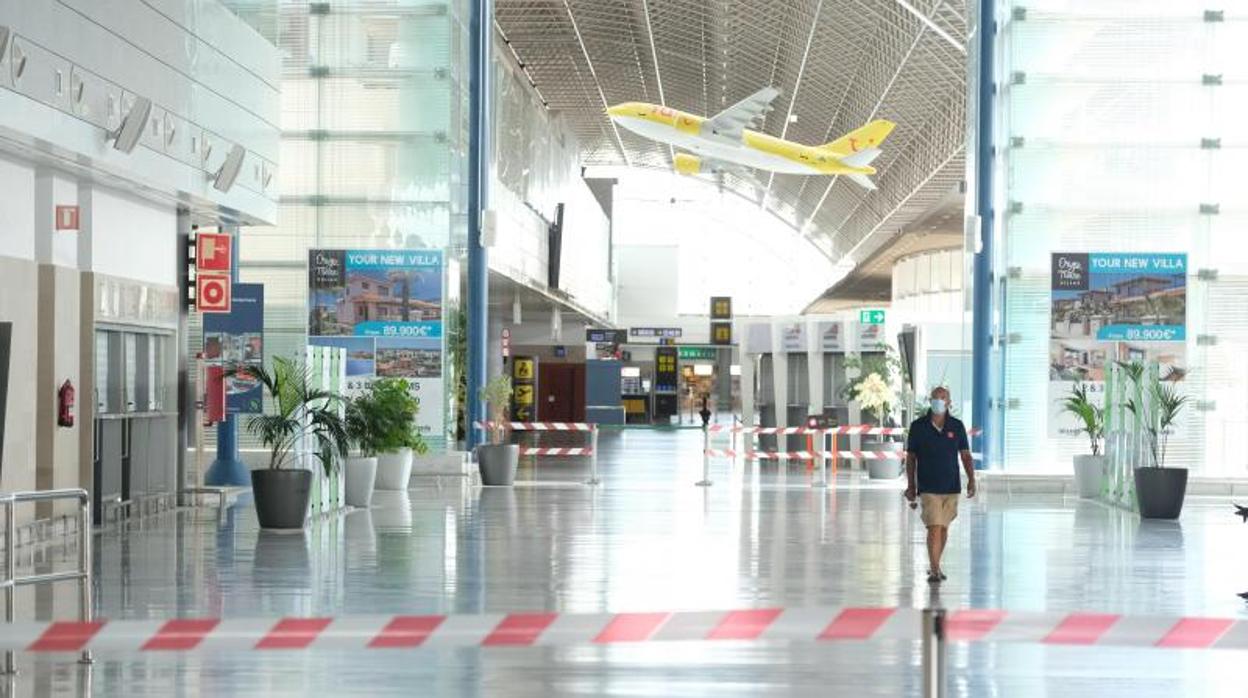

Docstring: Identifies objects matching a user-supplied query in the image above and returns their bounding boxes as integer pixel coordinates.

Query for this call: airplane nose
[605,104,627,119]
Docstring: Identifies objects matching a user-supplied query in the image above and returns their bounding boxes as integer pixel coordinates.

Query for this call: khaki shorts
[920,494,959,527]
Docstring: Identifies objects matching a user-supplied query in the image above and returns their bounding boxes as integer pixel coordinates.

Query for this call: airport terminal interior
[2,0,1248,696]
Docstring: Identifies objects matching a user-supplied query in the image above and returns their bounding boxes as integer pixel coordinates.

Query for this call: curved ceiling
[495,0,969,266]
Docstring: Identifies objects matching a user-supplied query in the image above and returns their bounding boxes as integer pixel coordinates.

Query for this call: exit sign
[859,309,886,325]
[678,347,717,360]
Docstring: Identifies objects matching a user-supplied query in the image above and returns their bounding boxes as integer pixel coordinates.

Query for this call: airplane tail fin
[840,148,882,168]
[846,172,877,191]
[823,120,896,156]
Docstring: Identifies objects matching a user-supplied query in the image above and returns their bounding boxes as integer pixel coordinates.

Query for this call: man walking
[904,387,975,584]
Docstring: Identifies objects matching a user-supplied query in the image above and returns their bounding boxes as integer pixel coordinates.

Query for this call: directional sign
[196,232,233,273]
[859,309,886,325]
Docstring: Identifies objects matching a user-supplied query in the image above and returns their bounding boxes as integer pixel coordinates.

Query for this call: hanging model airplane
[607,87,895,190]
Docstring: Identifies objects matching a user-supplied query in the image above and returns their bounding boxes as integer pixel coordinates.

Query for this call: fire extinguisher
[58,379,75,428]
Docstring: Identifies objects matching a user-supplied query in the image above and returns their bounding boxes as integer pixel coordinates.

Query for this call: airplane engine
[673,153,702,175]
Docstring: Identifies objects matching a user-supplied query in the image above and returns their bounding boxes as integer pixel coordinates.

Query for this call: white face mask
[930,398,948,415]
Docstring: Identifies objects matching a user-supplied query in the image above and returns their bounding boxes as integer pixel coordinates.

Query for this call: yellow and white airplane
[607,87,895,190]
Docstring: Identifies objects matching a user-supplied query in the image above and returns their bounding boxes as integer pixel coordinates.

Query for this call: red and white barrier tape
[707,425,982,437]
[520,448,594,457]
[5,606,1247,653]
[704,450,983,461]
[475,422,596,432]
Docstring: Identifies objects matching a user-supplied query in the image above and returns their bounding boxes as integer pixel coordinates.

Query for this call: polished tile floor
[7,429,1248,696]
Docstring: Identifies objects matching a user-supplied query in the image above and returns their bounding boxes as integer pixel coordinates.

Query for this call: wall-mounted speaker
[213,144,245,193]
[112,96,152,154]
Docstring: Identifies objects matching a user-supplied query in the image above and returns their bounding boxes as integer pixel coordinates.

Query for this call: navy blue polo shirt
[906,414,970,495]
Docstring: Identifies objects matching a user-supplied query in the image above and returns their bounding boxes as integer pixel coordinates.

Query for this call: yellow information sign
[514,384,534,405]
[513,358,535,381]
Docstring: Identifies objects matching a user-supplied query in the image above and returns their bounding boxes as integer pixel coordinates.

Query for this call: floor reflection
[7,430,1248,696]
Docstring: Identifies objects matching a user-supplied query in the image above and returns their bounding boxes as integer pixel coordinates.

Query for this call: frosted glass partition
[997,2,1248,474]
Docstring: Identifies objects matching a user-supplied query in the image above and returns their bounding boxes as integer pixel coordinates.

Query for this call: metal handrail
[2,488,92,674]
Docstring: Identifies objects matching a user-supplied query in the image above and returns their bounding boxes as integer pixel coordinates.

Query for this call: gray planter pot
[1073,454,1106,499]
[865,441,904,480]
[1134,467,1188,520]
[251,469,312,530]
[344,456,378,508]
[477,444,519,486]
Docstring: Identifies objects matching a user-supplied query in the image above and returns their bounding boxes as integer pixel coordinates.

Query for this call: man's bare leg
[926,526,945,576]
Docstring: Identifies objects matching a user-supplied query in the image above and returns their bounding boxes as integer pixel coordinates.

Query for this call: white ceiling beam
[894,0,965,55]
[639,0,675,166]
[762,0,825,208]
[562,0,632,166]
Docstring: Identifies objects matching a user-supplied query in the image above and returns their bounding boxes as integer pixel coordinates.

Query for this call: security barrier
[474,422,600,485]
[4,605,1244,697]
[1,488,93,674]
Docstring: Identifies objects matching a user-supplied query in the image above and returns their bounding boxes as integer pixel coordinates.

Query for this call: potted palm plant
[1120,362,1191,519]
[1059,382,1106,498]
[344,390,385,508]
[477,374,519,486]
[371,378,428,490]
[853,372,901,479]
[243,357,349,529]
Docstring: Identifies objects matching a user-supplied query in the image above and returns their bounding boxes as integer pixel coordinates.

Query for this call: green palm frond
[241,356,351,472]
[1059,381,1104,455]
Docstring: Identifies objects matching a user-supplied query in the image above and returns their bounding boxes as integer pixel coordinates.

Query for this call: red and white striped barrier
[5,606,1248,653]
[475,421,597,432]
[708,425,982,437]
[704,450,983,461]
[473,421,600,484]
[519,448,594,457]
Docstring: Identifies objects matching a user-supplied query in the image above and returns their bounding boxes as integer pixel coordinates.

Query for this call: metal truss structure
[496,0,967,264]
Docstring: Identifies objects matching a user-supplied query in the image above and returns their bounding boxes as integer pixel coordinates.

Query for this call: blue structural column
[205,227,249,486]
[466,0,493,450]
[970,0,997,470]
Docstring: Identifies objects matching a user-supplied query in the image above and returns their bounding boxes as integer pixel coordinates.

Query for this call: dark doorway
[539,363,585,422]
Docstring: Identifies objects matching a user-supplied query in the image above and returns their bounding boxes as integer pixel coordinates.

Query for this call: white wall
[91,188,177,286]
[0,0,279,223]
[612,173,838,318]
[0,153,35,261]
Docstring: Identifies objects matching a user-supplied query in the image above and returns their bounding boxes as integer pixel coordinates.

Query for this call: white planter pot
[375,448,414,491]
[344,456,378,508]
[1073,454,1106,499]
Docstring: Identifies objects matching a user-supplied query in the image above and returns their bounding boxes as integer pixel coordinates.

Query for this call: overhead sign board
[678,346,718,361]
[586,328,626,344]
[859,309,886,325]
[630,327,682,339]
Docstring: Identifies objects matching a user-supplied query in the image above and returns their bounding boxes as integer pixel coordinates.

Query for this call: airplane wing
[704,87,780,141]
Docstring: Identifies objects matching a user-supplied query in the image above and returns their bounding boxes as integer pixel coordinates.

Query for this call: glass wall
[996,0,1248,474]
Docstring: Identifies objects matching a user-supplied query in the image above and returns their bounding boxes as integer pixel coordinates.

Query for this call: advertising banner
[308,249,445,439]
[202,283,264,414]
[1048,252,1187,436]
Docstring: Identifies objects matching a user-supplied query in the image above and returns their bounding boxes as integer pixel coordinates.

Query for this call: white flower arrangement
[853,372,896,424]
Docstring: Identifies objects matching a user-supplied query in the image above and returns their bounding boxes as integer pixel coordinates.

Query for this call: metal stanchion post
[922,608,947,698]
[4,503,14,675]
[586,427,601,486]
[696,424,712,487]
[78,500,93,665]
[813,429,828,488]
